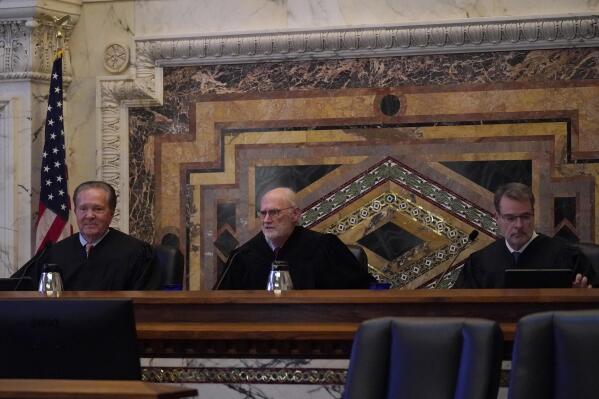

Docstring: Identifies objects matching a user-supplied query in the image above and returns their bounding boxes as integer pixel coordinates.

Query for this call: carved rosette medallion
[103,42,129,74]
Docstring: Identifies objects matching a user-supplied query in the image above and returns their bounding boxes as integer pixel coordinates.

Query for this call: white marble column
[0,2,79,276]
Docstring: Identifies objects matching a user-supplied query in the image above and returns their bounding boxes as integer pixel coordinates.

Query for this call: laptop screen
[504,268,573,288]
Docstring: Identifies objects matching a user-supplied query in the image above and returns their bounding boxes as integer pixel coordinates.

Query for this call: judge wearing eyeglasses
[455,182,594,288]
[217,187,374,290]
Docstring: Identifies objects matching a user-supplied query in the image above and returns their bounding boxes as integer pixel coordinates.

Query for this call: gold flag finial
[53,15,70,51]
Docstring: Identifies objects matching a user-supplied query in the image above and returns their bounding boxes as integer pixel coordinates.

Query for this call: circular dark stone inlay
[380,94,401,116]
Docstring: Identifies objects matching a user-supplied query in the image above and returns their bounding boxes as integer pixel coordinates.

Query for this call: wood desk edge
[0,379,197,399]
[1,289,597,304]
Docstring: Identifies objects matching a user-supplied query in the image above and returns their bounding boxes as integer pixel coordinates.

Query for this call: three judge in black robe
[217,187,374,290]
[455,183,594,289]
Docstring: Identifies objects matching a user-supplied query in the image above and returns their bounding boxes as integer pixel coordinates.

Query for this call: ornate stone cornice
[99,13,599,232]
[135,14,599,68]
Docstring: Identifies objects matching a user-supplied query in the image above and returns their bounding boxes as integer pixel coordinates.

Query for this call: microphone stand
[434,230,479,289]
[13,242,52,291]
[212,247,244,290]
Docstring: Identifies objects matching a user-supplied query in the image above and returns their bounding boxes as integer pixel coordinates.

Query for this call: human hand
[572,273,592,289]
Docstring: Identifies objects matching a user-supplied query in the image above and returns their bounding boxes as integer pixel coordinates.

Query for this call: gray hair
[261,187,298,208]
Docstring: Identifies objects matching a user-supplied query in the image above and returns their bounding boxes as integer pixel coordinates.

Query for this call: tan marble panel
[152,83,599,289]
[191,131,578,289]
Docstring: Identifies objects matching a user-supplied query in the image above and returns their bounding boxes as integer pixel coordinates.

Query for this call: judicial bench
[2,289,599,360]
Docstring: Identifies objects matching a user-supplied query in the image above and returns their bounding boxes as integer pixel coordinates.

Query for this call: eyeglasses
[257,207,295,219]
[499,212,534,223]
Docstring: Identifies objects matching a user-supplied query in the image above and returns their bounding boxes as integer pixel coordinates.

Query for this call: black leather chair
[509,310,599,399]
[153,244,184,289]
[569,241,599,287]
[346,244,368,272]
[343,317,503,399]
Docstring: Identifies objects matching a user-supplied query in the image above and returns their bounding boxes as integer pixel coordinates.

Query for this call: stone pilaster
[0,1,80,275]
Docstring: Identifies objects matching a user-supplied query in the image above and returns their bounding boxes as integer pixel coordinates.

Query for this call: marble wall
[3,0,599,271]
[127,48,599,291]
[63,0,599,221]
[2,2,599,398]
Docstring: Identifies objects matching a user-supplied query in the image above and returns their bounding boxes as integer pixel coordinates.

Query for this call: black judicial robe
[454,234,594,288]
[12,228,159,290]
[218,226,375,290]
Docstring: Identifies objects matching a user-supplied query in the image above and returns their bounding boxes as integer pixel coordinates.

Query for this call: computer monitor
[0,299,141,380]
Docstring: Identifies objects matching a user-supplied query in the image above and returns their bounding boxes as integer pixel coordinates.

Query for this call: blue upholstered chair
[153,244,184,289]
[509,310,599,399]
[343,317,503,399]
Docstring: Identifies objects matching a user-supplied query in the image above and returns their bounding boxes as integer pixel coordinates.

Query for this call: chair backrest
[346,244,368,272]
[343,317,503,399]
[509,310,599,399]
[568,241,599,286]
[154,244,184,289]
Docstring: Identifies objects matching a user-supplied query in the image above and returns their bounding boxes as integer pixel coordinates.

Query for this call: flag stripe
[35,51,71,252]
[36,206,69,252]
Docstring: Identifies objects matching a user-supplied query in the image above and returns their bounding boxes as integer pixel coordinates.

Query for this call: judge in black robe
[455,182,594,289]
[13,228,159,290]
[454,233,594,288]
[12,180,159,290]
[218,226,374,290]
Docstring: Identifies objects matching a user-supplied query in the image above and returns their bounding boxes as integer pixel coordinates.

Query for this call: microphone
[434,230,478,289]
[13,241,53,291]
[213,246,246,290]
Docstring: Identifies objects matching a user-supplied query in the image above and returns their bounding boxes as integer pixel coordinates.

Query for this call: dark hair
[73,181,117,212]
[493,182,535,213]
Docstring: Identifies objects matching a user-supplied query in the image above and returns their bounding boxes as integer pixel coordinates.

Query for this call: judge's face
[259,189,300,248]
[75,187,114,243]
[495,196,534,251]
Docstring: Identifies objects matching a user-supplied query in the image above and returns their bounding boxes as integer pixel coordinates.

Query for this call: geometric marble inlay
[213,230,239,258]
[255,164,341,207]
[554,225,580,243]
[303,157,498,236]
[143,366,346,385]
[441,160,532,193]
[358,222,423,261]
[296,157,500,288]
[217,203,237,230]
[554,197,576,227]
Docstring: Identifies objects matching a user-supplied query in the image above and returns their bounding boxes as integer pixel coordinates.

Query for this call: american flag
[35,52,71,252]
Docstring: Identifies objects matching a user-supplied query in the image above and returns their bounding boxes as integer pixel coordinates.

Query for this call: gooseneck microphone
[13,241,53,291]
[434,230,479,288]
[212,247,246,290]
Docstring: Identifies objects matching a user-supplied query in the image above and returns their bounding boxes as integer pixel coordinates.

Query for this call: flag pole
[34,15,72,252]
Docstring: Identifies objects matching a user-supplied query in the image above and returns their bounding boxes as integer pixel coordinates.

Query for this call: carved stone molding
[135,14,599,68]
[99,13,598,232]
[0,18,73,81]
[97,78,161,230]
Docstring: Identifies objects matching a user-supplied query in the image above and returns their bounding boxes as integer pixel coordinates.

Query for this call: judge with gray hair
[217,187,374,290]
